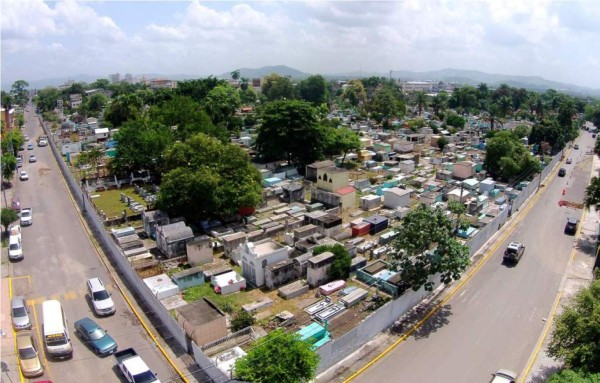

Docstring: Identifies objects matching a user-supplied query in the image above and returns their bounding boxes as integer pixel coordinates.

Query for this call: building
[142,210,170,239]
[240,240,290,287]
[383,187,412,209]
[307,251,336,287]
[311,166,357,209]
[264,259,296,290]
[306,160,335,182]
[69,94,83,109]
[401,81,435,93]
[175,298,227,346]
[109,73,121,84]
[156,221,194,258]
[185,236,213,266]
[453,161,476,180]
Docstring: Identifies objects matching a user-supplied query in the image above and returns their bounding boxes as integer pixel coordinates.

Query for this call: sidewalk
[523,152,598,382]
[1,277,20,383]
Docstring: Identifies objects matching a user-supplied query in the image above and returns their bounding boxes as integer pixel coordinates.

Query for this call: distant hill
[10,66,600,97]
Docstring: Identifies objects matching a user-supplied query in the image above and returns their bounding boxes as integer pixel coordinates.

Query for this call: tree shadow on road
[527,364,562,383]
[410,304,453,341]
[575,232,597,257]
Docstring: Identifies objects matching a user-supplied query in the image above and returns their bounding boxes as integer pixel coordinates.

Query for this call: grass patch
[91,187,147,217]
[182,283,260,312]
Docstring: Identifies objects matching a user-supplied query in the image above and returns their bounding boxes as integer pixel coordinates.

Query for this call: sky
[2,0,600,89]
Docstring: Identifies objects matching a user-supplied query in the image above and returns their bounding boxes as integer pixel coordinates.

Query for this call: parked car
[574,144,580,150]
[489,369,517,383]
[24,134,29,141]
[565,217,578,235]
[8,235,23,261]
[87,277,116,316]
[11,196,21,211]
[16,331,44,378]
[558,168,566,177]
[9,224,22,241]
[20,208,33,226]
[38,139,48,147]
[503,242,525,264]
[566,158,572,164]
[19,170,29,181]
[17,158,23,168]
[11,296,32,330]
[74,317,118,356]
[27,143,34,150]
[29,154,37,163]
[19,144,25,151]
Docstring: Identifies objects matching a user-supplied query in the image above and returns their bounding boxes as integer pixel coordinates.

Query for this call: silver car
[11,296,32,330]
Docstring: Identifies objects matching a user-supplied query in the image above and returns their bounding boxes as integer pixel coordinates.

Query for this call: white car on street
[20,208,33,226]
[19,171,29,181]
[8,235,23,261]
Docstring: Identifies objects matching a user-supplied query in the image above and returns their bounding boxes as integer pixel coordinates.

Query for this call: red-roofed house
[310,166,357,209]
[336,186,357,210]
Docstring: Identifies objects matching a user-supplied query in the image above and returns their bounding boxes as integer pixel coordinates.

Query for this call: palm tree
[415,91,428,116]
[231,69,240,81]
[584,176,600,211]
[498,96,513,118]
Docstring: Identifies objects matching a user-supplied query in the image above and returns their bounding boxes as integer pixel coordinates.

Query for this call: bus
[42,300,73,359]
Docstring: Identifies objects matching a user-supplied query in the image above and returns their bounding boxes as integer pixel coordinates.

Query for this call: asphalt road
[355,132,594,383]
[10,107,177,382]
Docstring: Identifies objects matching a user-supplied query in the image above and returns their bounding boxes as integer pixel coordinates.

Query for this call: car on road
[574,144,580,149]
[87,277,116,316]
[29,154,37,163]
[16,331,44,378]
[11,196,21,212]
[566,158,572,164]
[565,217,578,235]
[8,235,23,261]
[27,143,34,150]
[17,158,23,168]
[490,369,517,383]
[20,208,33,226]
[558,168,566,177]
[19,170,29,181]
[11,296,32,330]
[19,144,25,151]
[24,134,29,141]
[9,224,22,241]
[503,242,525,264]
[74,317,118,356]
[38,139,48,147]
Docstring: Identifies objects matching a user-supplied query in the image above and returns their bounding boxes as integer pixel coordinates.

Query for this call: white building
[384,187,413,209]
[240,240,290,287]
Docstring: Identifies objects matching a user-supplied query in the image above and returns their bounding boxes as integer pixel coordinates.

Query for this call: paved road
[10,107,177,382]
[355,132,594,383]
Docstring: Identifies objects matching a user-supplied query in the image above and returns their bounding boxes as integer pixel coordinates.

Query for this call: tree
[389,204,470,291]
[447,200,470,233]
[1,154,17,182]
[445,113,466,129]
[1,208,19,234]
[230,309,255,332]
[84,93,108,115]
[547,279,600,373]
[484,131,541,181]
[430,93,447,117]
[323,127,361,165]
[298,75,329,107]
[1,130,25,156]
[176,77,224,102]
[10,80,29,106]
[583,176,600,211]
[158,133,262,219]
[369,87,405,122]
[414,91,428,116]
[513,124,530,139]
[547,370,600,383]
[313,244,352,281]
[436,136,449,152]
[255,100,324,169]
[231,69,240,81]
[90,78,110,89]
[234,329,320,383]
[239,87,257,105]
[203,84,241,124]
[33,87,61,113]
[261,73,295,101]
[104,93,143,128]
[343,80,367,107]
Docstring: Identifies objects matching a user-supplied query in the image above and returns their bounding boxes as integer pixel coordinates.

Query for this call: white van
[42,300,73,359]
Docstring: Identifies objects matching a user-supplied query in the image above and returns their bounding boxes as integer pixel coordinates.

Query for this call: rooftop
[177,298,224,325]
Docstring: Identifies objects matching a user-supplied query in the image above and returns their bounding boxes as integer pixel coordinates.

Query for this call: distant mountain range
[11,66,600,97]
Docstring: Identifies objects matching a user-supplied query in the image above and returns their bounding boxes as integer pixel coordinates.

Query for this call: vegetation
[436,136,449,152]
[230,309,256,332]
[548,279,600,373]
[235,329,320,383]
[484,131,541,182]
[390,204,470,291]
[547,370,600,383]
[313,244,352,281]
[584,177,600,211]
[1,208,19,234]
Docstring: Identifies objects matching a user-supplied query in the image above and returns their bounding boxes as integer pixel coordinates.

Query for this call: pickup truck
[114,348,160,383]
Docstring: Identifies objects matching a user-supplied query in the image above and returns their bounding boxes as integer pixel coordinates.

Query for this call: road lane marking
[344,154,565,382]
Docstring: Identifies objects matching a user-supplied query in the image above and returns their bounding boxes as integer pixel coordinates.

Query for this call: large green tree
[234,329,320,383]
[389,204,470,291]
[323,127,361,165]
[343,80,367,107]
[548,279,600,373]
[313,243,352,280]
[484,131,541,181]
[158,133,262,219]
[547,370,600,383]
[33,87,60,113]
[176,77,224,102]
[1,154,17,182]
[1,208,19,234]
[110,118,175,177]
[369,87,405,122]
[255,100,324,169]
[583,176,600,211]
[261,73,295,101]
[10,80,29,106]
[104,93,143,128]
[298,75,329,106]
[203,83,241,124]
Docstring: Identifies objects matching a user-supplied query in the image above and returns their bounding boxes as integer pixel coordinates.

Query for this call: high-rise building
[109,73,121,84]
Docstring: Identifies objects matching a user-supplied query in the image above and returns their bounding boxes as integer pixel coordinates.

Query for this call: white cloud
[2,0,600,89]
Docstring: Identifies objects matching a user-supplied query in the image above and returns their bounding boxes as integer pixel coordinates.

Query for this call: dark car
[74,317,117,356]
[558,168,566,177]
[565,218,578,235]
[574,144,579,150]
[11,196,21,212]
